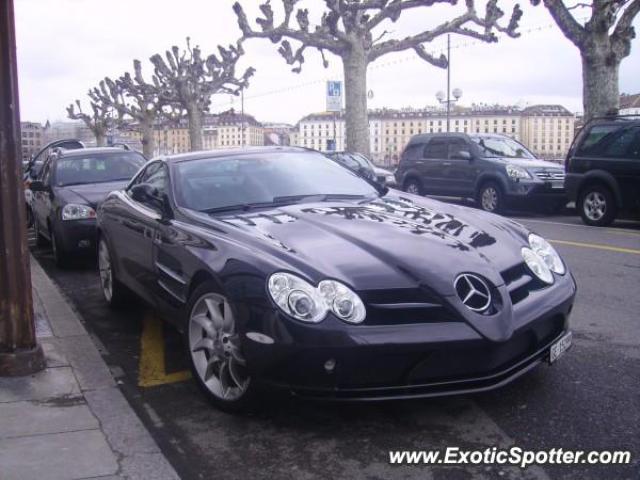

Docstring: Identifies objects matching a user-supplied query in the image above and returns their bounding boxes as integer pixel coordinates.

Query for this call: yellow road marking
[550,239,640,255]
[605,229,640,238]
[138,313,191,388]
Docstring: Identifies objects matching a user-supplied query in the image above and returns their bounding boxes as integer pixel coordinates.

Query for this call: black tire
[477,181,504,214]
[97,237,129,308]
[578,184,617,227]
[34,218,48,247]
[403,177,424,196]
[50,229,70,268]
[184,281,258,413]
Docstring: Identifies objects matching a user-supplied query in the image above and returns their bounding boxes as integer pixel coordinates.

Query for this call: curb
[30,256,180,480]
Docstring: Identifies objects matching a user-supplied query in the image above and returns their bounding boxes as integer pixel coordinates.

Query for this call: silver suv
[395,133,567,213]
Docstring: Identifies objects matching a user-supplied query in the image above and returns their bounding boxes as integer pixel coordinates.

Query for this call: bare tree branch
[369,1,523,61]
[531,0,586,47]
[149,38,254,151]
[66,99,109,145]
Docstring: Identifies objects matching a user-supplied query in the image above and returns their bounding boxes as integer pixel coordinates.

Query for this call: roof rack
[111,143,131,151]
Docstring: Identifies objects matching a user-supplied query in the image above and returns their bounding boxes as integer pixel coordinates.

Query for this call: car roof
[159,146,314,164]
[586,116,640,127]
[58,146,139,157]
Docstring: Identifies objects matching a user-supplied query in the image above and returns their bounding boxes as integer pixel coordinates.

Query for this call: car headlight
[267,273,366,324]
[522,247,554,284]
[61,204,96,221]
[318,280,366,324]
[529,233,565,275]
[506,164,531,180]
[385,174,396,184]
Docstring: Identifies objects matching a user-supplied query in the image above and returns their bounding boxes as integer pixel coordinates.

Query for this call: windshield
[55,152,146,187]
[174,152,379,212]
[471,136,535,159]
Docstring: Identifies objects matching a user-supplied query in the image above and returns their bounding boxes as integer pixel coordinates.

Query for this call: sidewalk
[0,257,180,480]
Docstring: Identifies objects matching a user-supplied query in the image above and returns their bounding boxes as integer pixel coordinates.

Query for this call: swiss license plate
[551,180,564,189]
[549,331,572,364]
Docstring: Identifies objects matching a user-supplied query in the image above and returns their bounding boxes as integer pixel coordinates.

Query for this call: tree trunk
[581,48,620,122]
[140,121,155,159]
[95,131,106,147]
[343,45,370,157]
[187,105,203,151]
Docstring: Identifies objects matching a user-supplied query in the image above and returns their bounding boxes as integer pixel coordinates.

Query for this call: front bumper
[54,219,97,254]
[505,179,567,204]
[242,273,576,400]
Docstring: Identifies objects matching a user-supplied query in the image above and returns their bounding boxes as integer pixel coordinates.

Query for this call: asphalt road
[29,209,640,480]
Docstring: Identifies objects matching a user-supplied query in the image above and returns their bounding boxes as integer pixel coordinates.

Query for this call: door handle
[442,162,452,166]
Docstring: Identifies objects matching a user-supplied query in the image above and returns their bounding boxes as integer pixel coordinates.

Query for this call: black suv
[395,133,567,214]
[565,116,640,226]
[30,146,146,265]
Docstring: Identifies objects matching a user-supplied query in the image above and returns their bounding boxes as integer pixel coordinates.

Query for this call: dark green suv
[565,116,640,226]
[395,133,567,214]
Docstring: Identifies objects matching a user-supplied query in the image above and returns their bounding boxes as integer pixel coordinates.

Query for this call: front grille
[501,262,547,305]
[360,287,460,325]
[534,170,565,181]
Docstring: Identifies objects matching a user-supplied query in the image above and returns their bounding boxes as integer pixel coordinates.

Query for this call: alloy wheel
[405,181,420,195]
[98,240,113,303]
[583,191,606,221]
[481,187,498,212]
[189,293,249,401]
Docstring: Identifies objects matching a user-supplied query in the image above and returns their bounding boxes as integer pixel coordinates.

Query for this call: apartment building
[295,105,575,165]
[202,111,264,151]
[520,105,575,159]
[20,122,44,161]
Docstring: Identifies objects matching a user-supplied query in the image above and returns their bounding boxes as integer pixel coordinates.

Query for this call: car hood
[198,194,530,298]
[490,157,563,170]
[64,181,129,208]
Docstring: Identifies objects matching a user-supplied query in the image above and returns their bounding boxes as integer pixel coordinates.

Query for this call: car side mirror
[131,183,172,220]
[30,180,45,192]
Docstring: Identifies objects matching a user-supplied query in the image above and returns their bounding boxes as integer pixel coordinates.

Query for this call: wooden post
[0,0,45,376]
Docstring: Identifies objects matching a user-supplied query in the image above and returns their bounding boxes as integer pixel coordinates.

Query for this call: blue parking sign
[326,80,343,112]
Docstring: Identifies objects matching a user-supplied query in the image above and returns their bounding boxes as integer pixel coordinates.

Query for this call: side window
[127,162,167,197]
[402,143,423,162]
[41,160,52,185]
[576,125,634,158]
[448,139,472,160]
[145,164,168,196]
[423,139,448,159]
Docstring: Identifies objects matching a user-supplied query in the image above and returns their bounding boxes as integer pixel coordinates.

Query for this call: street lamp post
[0,0,45,376]
[436,34,462,132]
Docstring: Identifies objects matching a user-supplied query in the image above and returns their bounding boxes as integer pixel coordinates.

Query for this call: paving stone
[0,429,119,480]
[58,335,115,391]
[84,387,160,455]
[0,399,98,439]
[0,366,79,403]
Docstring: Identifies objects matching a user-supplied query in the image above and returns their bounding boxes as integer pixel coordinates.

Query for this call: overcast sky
[14,0,640,125]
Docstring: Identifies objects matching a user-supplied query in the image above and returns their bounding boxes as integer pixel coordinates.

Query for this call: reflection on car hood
[208,194,530,296]
[65,181,129,208]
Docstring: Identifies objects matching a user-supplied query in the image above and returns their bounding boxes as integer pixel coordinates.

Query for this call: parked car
[30,146,146,266]
[23,139,85,227]
[96,146,575,412]
[395,133,567,213]
[327,151,397,187]
[564,115,640,226]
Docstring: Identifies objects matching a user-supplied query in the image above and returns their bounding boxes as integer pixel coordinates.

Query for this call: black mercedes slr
[96,147,576,411]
